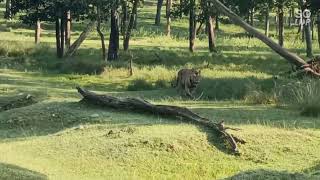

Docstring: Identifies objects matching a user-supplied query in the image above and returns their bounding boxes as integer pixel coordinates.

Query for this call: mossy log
[76,87,246,154]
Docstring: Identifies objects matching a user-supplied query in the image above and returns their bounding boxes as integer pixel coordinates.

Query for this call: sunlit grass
[0,0,320,179]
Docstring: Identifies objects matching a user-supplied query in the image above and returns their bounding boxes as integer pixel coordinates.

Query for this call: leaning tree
[210,0,320,76]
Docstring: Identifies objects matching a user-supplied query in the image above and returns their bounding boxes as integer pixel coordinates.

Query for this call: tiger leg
[184,82,194,98]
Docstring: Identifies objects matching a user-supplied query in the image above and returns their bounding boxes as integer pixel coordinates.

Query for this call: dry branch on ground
[76,87,246,154]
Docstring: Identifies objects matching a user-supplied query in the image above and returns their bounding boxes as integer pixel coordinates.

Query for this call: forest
[0,0,320,179]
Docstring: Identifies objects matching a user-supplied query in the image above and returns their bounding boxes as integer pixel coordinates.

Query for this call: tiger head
[190,69,201,86]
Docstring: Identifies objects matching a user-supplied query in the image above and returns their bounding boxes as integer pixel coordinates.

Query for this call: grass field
[1,0,320,179]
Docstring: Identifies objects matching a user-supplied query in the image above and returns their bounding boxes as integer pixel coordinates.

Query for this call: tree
[301,0,313,58]
[189,0,196,52]
[108,0,120,61]
[96,5,107,61]
[12,0,89,58]
[155,0,164,25]
[210,0,307,67]
[166,0,172,36]
[35,20,41,44]
[5,0,12,20]
[124,0,139,51]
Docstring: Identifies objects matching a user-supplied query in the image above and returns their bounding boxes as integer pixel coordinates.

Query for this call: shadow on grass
[0,163,47,180]
[224,168,319,180]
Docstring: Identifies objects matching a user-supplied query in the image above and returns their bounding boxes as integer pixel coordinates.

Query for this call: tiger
[173,68,201,98]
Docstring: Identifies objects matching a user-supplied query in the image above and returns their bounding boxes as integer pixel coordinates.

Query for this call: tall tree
[189,0,196,52]
[301,0,313,57]
[155,0,164,25]
[5,0,11,20]
[277,2,284,47]
[108,0,120,61]
[35,19,41,44]
[124,0,139,51]
[210,0,307,67]
[96,5,107,62]
[166,0,172,36]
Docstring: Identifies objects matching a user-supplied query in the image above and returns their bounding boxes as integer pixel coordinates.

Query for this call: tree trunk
[264,5,270,37]
[155,0,164,26]
[317,12,320,48]
[76,87,246,155]
[96,7,107,62]
[275,16,279,35]
[179,0,183,18]
[121,0,128,36]
[60,14,65,57]
[66,21,96,57]
[211,0,307,67]
[305,19,313,58]
[65,11,71,49]
[207,15,216,52]
[4,0,11,20]
[250,8,254,27]
[278,5,284,47]
[35,20,41,44]
[133,11,138,29]
[166,0,172,37]
[189,0,196,52]
[55,17,62,58]
[215,15,219,30]
[108,9,120,61]
[124,0,139,51]
[311,17,315,40]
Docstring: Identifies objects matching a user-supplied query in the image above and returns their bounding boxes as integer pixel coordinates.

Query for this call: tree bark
[65,11,71,49]
[155,0,164,26]
[278,5,284,47]
[4,0,11,20]
[317,12,320,48]
[66,21,96,57]
[55,17,62,58]
[124,0,139,51]
[249,8,254,27]
[179,0,183,18]
[189,0,196,52]
[207,16,216,52]
[304,19,313,58]
[96,7,107,62]
[121,0,128,36]
[264,5,270,37]
[35,20,41,44]
[76,87,246,154]
[166,0,172,37]
[60,14,65,57]
[108,9,120,61]
[211,0,307,67]
[215,15,219,30]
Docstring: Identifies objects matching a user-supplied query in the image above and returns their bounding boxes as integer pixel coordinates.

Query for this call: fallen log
[76,87,246,154]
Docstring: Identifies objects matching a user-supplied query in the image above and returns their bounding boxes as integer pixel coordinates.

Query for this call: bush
[277,79,320,117]
[127,79,154,91]
[60,59,106,74]
[244,81,277,104]
[197,77,275,100]
[154,79,170,89]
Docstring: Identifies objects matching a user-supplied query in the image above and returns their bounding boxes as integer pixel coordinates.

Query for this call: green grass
[1,0,320,179]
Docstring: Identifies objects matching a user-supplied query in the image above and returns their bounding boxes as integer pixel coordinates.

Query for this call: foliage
[277,78,320,117]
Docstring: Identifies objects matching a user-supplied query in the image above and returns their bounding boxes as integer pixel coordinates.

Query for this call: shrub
[127,79,154,91]
[154,79,170,89]
[60,59,106,75]
[277,79,320,117]
[197,77,275,100]
[244,81,277,104]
